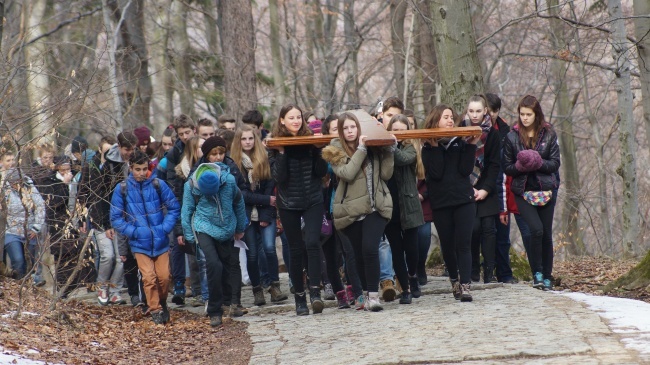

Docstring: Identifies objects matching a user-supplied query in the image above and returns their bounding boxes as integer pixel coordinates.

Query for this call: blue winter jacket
[110,171,181,257]
[181,162,248,244]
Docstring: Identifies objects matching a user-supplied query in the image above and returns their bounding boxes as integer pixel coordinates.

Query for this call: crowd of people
[0,93,561,327]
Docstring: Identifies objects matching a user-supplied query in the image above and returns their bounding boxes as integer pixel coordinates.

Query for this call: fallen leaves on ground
[553,257,650,302]
[0,279,251,365]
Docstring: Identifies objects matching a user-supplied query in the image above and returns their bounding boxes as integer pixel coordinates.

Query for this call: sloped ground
[0,280,251,365]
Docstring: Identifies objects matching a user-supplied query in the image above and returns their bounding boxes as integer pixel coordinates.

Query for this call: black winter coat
[164,139,186,203]
[502,125,561,195]
[473,128,501,217]
[38,172,70,235]
[271,145,328,211]
[240,155,277,223]
[422,139,477,210]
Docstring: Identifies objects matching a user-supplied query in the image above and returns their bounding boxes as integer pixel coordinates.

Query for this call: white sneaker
[97,287,109,306]
[204,301,208,317]
[109,292,127,305]
[366,293,383,312]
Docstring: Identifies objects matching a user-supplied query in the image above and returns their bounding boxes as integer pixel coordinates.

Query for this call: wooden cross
[266,109,481,147]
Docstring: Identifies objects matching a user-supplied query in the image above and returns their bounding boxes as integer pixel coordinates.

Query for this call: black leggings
[197,233,240,316]
[321,234,343,292]
[514,194,556,278]
[471,214,497,279]
[432,203,475,284]
[339,212,388,293]
[279,204,324,293]
[384,221,418,293]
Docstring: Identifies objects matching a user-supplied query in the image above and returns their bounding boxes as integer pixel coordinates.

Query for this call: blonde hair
[387,114,425,180]
[182,136,203,167]
[231,125,271,182]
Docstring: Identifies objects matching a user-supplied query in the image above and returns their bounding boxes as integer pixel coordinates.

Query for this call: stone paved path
[237,276,641,364]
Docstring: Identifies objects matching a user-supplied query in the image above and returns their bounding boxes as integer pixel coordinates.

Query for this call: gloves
[515,150,543,172]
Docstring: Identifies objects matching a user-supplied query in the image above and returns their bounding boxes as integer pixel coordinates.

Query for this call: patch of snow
[0,347,48,365]
[1,311,39,319]
[563,292,650,360]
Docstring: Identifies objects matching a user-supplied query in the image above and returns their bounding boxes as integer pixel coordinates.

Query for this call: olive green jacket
[322,138,394,230]
[392,143,425,230]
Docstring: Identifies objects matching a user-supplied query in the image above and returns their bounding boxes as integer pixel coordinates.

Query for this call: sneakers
[97,287,109,306]
[533,272,545,289]
[543,279,553,291]
[151,311,165,325]
[210,315,223,327]
[323,283,336,300]
[172,281,186,305]
[460,283,473,302]
[355,295,366,311]
[345,285,355,306]
[268,281,288,302]
[253,286,266,306]
[295,292,309,316]
[451,280,461,300]
[336,290,350,309]
[309,286,324,314]
[380,279,397,302]
[130,295,144,308]
[417,274,428,287]
[109,293,127,305]
[188,296,206,308]
[409,276,421,298]
[399,291,413,304]
[366,293,383,312]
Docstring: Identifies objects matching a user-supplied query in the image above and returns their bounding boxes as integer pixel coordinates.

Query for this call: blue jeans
[495,215,513,281]
[4,233,37,279]
[378,235,395,282]
[169,233,187,288]
[245,220,279,287]
[514,213,532,254]
[416,223,431,278]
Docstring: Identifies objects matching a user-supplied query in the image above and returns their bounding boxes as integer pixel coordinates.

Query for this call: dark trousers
[495,215,513,281]
[51,237,96,298]
[335,231,364,298]
[197,233,240,316]
[384,221,419,293]
[471,214,497,280]
[279,204,323,293]
[169,235,187,286]
[416,222,432,279]
[339,212,387,293]
[432,203,475,284]
[321,233,343,292]
[514,195,556,278]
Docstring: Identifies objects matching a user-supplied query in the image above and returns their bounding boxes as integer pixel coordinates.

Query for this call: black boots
[409,276,421,298]
[309,286,324,314]
[295,292,309,316]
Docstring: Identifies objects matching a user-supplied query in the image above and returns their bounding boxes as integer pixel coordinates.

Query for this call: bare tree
[170,0,196,118]
[634,0,650,156]
[389,0,407,99]
[217,0,258,119]
[428,0,484,113]
[269,0,287,109]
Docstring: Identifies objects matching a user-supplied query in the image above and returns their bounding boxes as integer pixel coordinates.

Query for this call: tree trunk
[23,0,55,146]
[605,249,650,292]
[311,0,341,115]
[546,0,583,255]
[428,0,484,114]
[269,0,286,110]
[569,1,614,254]
[217,0,257,120]
[147,0,173,135]
[109,0,152,130]
[413,0,438,118]
[170,0,195,118]
[102,0,125,130]
[0,1,4,52]
[608,0,640,257]
[633,0,650,157]
[390,0,407,100]
[343,0,360,109]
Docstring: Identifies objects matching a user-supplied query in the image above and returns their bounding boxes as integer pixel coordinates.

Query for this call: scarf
[463,114,492,186]
[179,157,191,179]
[241,154,258,190]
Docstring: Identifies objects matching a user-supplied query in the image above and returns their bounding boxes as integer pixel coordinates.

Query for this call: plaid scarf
[463,114,492,186]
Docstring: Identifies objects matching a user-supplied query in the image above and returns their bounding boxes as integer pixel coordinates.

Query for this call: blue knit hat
[196,164,220,195]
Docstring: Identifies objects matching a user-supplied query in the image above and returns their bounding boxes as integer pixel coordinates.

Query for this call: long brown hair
[231,125,271,182]
[181,136,203,167]
[517,95,547,149]
[336,112,361,157]
[424,104,460,129]
[272,104,313,137]
[387,114,425,180]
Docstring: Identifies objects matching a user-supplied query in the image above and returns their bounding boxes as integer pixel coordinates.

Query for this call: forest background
[2,0,650,283]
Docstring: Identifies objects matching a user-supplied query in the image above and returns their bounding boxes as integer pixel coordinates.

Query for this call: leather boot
[295,291,309,316]
[309,286,324,314]
[253,286,266,306]
[268,281,288,302]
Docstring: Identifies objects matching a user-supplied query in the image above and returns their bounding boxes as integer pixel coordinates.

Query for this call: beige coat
[322,138,394,230]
